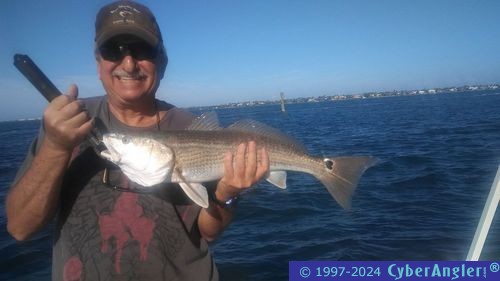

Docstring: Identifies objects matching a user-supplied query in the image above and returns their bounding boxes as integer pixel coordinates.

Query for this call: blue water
[1,91,500,280]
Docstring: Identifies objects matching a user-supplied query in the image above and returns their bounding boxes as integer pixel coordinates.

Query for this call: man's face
[96,35,161,105]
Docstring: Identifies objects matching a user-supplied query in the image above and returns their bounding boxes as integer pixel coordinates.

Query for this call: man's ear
[95,46,103,80]
[96,59,102,80]
[157,45,168,80]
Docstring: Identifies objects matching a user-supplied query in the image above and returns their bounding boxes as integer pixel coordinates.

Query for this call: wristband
[210,191,239,209]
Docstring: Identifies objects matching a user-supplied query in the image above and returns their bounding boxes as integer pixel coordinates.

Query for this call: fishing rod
[13,54,106,153]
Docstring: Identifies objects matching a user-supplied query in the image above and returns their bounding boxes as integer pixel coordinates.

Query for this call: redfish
[101,113,378,208]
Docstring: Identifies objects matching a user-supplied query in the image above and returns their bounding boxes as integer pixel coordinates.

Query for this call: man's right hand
[42,84,94,152]
[6,83,94,241]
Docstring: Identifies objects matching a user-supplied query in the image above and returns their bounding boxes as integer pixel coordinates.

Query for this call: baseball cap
[95,0,163,48]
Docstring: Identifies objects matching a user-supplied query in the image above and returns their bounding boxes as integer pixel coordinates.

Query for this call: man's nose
[120,54,138,73]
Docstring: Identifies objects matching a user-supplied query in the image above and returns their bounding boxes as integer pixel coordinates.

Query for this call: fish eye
[121,137,130,144]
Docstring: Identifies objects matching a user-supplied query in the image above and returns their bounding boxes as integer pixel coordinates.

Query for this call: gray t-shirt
[13,96,219,281]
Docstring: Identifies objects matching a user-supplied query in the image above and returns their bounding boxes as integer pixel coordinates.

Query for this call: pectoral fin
[266,171,287,189]
[175,168,209,208]
[178,182,209,208]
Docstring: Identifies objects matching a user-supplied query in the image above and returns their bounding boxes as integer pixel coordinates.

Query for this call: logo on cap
[110,5,140,24]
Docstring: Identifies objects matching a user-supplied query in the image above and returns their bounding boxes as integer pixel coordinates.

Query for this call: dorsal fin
[187,112,222,131]
[226,119,307,152]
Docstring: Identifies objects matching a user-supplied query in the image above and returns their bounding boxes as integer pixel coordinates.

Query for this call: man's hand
[198,141,270,241]
[43,84,93,152]
[216,141,270,201]
[6,84,92,241]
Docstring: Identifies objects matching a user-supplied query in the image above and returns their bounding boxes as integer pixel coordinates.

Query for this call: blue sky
[1,0,499,121]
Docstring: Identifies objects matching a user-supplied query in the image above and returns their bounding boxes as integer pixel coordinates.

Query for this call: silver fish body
[165,129,314,182]
[101,114,378,209]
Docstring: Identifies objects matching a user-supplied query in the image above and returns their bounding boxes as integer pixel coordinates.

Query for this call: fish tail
[314,156,378,209]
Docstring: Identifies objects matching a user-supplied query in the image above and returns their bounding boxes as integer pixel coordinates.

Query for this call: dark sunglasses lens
[99,41,157,62]
[129,42,158,60]
[99,42,122,61]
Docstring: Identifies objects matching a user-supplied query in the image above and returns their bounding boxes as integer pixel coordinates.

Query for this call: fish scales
[161,130,320,182]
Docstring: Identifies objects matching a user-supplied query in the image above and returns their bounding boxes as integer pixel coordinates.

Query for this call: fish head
[100,133,174,186]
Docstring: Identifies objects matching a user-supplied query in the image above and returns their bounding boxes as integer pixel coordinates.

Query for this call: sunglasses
[99,40,158,62]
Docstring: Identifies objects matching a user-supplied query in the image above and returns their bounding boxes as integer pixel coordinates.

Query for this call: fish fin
[178,182,209,208]
[266,171,287,189]
[315,156,379,210]
[175,167,209,208]
[227,119,306,152]
[187,112,222,131]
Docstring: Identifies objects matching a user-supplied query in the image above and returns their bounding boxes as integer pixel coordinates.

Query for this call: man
[6,1,269,280]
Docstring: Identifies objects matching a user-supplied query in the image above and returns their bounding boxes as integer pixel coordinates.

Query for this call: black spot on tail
[324,159,334,170]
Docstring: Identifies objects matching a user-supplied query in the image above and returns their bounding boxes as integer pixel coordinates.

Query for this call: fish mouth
[101,147,121,163]
[101,134,122,163]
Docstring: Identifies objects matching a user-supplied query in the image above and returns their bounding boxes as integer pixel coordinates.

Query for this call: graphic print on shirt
[97,192,157,274]
[63,256,83,281]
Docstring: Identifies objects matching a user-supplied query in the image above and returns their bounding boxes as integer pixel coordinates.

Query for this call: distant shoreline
[3,85,498,122]
[188,84,500,111]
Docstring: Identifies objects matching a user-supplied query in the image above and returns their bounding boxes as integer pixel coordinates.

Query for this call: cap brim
[96,25,159,48]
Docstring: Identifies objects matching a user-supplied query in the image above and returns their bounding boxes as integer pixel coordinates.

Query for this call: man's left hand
[216,141,269,201]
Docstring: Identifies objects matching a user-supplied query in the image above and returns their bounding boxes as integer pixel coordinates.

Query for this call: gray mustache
[112,70,147,79]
